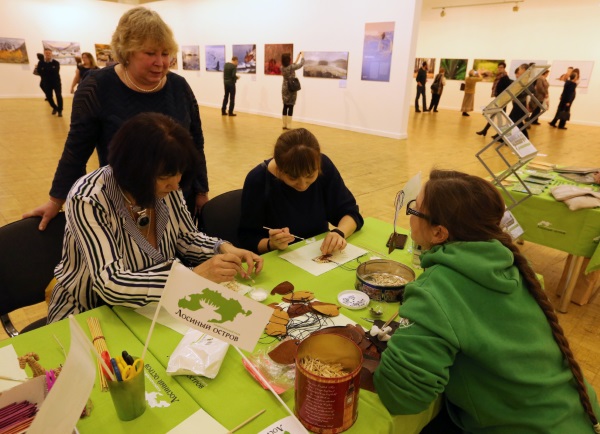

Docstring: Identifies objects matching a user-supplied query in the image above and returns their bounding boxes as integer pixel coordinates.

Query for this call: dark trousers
[429,93,441,111]
[283,104,294,116]
[221,83,236,114]
[43,81,63,112]
[550,101,570,128]
[509,105,529,139]
[415,84,427,110]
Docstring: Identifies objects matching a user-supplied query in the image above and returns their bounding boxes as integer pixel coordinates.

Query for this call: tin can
[295,334,362,433]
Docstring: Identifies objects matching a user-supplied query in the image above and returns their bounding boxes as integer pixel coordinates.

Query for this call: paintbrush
[262,226,305,241]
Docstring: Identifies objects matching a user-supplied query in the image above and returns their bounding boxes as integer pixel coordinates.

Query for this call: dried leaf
[265,322,287,337]
[287,304,311,318]
[268,339,300,364]
[310,301,340,317]
[270,309,289,325]
[271,281,294,295]
[282,291,314,303]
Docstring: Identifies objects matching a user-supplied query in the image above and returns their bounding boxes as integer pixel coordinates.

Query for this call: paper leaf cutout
[271,281,294,295]
[282,291,314,303]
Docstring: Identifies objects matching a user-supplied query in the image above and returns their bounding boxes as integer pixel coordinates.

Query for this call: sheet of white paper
[0,375,45,408]
[161,263,274,352]
[276,302,360,339]
[402,172,422,203]
[136,303,190,335]
[0,345,29,392]
[28,317,96,434]
[257,415,308,434]
[167,408,227,433]
[279,242,367,276]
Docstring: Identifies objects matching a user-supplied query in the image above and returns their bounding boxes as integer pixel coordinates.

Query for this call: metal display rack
[476,64,550,210]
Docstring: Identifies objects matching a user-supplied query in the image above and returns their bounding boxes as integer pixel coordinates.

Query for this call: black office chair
[198,189,243,246]
[0,214,66,337]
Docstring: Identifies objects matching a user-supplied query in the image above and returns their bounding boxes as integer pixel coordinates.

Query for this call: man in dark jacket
[37,48,63,117]
[415,61,428,113]
[221,56,239,116]
[476,62,512,136]
[549,72,577,130]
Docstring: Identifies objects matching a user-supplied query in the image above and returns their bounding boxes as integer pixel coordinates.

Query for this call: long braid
[496,231,600,430]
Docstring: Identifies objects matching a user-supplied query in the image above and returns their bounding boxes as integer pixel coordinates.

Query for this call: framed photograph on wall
[440,58,467,80]
[508,59,547,79]
[548,60,594,88]
[0,37,29,64]
[264,43,293,76]
[205,45,225,72]
[473,59,506,82]
[181,45,200,71]
[361,21,395,82]
[42,40,80,65]
[414,58,436,79]
[94,43,114,67]
[303,51,348,79]
[233,44,256,74]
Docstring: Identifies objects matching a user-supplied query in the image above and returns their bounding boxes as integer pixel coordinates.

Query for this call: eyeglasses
[406,199,435,224]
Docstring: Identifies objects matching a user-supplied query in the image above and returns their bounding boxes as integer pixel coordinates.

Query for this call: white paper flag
[161,262,273,352]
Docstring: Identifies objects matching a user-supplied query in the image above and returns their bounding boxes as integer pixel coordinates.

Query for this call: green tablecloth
[499,176,600,273]
[0,306,201,433]
[114,217,440,434]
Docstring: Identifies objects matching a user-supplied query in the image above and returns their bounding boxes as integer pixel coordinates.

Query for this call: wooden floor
[1,98,599,395]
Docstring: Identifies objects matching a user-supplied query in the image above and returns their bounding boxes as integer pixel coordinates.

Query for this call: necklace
[124,67,164,93]
[119,187,151,231]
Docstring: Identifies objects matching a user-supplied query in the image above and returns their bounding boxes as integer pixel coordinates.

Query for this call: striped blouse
[48,166,220,322]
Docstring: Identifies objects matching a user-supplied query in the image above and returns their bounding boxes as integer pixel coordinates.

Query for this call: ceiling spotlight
[441,8,446,17]
[513,4,519,11]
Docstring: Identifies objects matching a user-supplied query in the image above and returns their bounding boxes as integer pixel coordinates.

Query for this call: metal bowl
[355,259,415,303]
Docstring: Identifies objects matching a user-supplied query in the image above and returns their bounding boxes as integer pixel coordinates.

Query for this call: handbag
[460,82,466,91]
[33,66,40,76]
[557,111,570,121]
[288,77,301,92]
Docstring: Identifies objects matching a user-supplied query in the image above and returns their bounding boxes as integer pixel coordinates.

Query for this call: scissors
[118,358,143,381]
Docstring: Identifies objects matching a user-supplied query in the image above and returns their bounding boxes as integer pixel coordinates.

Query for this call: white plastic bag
[166,329,229,378]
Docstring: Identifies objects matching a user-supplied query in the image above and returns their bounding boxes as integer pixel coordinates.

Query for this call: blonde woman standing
[460,69,482,116]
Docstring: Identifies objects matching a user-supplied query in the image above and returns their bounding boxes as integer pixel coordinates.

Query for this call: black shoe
[415,109,421,113]
[549,123,556,128]
[558,126,567,130]
[424,109,430,112]
[58,112,63,117]
[492,134,499,139]
[52,109,57,115]
[462,112,470,116]
[476,130,487,137]
[221,112,227,116]
[532,121,540,125]
[228,113,237,117]
[433,109,438,112]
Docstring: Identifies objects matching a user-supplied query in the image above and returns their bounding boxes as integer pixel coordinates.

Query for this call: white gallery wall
[0,0,421,139]
[414,0,600,126]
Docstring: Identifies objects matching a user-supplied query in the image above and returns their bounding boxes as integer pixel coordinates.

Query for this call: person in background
[281,51,304,130]
[24,7,209,230]
[415,61,429,113]
[572,67,581,85]
[506,64,530,138]
[239,128,363,255]
[549,72,578,130]
[476,62,512,136]
[559,66,574,82]
[530,69,550,125]
[47,113,261,323]
[428,67,446,112]
[460,69,482,116]
[374,169,600,433]
[221,56,239,116]
[37,48,63,117]
[70,52,99,93]
[34,53,45,96]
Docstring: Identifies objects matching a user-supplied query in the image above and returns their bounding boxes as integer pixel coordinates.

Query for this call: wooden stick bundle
[86,317,109,392]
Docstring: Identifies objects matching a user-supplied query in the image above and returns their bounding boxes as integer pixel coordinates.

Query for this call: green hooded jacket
[374,240,600,433]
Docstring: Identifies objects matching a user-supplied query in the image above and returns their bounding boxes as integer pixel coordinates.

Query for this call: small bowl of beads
[355,259,415,303]
[337,290,370,310]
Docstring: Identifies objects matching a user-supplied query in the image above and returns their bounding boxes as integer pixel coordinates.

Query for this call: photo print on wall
[94,44,114,67]
[361,21,395,82]
[441,58,468,80]
[473,59,506,82]
[264,43,293,76]
[303,51,349,79]
[0,37,29,64]
[181,45,200,71]
[205,45,225,72]
[414,58,436,79]
[42,40,81,65]
[233,44,256,74]
[548,60,594,89]
[508,59,547,80]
